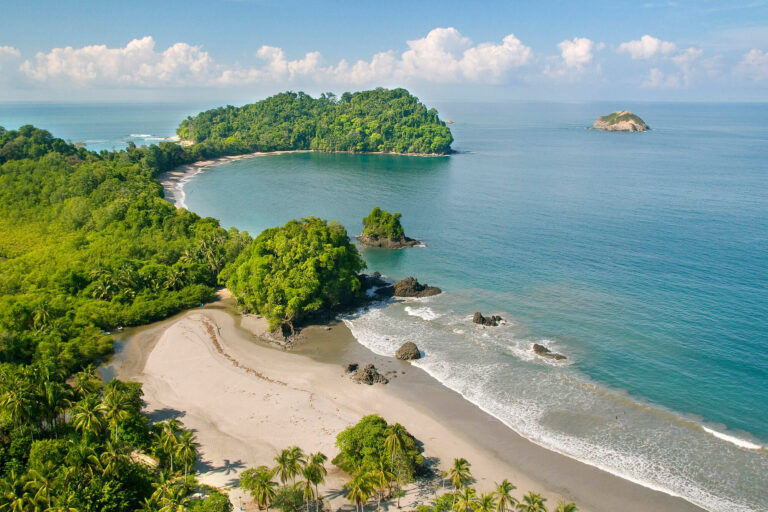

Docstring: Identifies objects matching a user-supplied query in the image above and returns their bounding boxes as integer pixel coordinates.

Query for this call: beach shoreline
[104,294,705,512]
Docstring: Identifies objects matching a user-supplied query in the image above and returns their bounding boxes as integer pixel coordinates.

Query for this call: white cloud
[559,37,596,68]
[0,45,20,58]
[17,29,531,88]
[544,37,600,78]
[20,36,213,85]
[735,48,768,81]
[618,35,676,59]
[643,68,680,87]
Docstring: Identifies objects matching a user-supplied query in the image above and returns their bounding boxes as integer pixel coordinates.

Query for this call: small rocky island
[358,207,421,248]
[376,276,442,298]
[593,111,649,132]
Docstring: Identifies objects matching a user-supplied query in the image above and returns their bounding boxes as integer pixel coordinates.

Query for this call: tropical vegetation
[177,88,454,155]
[220,217,366,332]
[361,207,406,240]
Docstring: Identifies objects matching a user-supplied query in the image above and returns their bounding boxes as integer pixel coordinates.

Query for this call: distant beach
[103,292,704,512]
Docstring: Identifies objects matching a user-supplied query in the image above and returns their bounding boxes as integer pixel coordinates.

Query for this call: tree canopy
[0,125,250,372]
[362,207,405,240]
[220,217,366,332]
[177,88,454,155]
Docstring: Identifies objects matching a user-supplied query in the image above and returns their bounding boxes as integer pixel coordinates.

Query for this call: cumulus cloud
[17,29,531,88]
[20,36,213,85]
[643,68,680,88]
[0,45,20,58]
[736,48,768,81]
[544,37,601,78]
[618,35,676,59]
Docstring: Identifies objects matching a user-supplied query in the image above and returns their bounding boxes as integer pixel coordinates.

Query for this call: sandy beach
[104,294,705,512]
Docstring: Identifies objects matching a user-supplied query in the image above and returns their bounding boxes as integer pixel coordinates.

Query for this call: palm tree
[0,383,33,435]
[370,461,395,511]
[100,386,131,440]
[175,430,200,480]
[305,452,328,512]
[516,491,547,512]
[273,447,304,485]
[100,440,130,478]
[454,486,478,512]
[72,366,101,399]
[447,458,473,490]
[553,501,577,512]
[25,463,58,510]
[40,380,71,435]
[299,467,316,512]
[240,466,277,510]
[157,420,182,474]
[0,469,30,512]
[492,479,517,512]
[71,394,105,440]
[345,474,374,512]
[65,440,103,483]
[476,493,496,512]
[383,424,407,466]
[157,485,190,512]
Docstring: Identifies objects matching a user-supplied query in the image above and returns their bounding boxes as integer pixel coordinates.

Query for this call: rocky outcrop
[593,111,649,132]
[532,343,567,361]
[357,235,421,249]
[395,342,421,360]
[375,277,442,299]
[345,363,359,373]
[473,312,502,326]
[359,272,389,291]
[352,364,389,385]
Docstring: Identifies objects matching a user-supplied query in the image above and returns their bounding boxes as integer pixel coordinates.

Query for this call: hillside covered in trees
[177,88,454,155]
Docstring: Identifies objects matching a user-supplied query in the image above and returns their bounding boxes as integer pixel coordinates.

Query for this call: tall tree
[492,479,518,512]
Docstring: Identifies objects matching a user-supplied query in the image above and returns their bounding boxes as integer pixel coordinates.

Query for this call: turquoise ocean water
[2,101,766,511]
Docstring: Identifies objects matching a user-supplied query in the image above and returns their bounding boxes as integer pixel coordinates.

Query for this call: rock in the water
[392,277,442,298]
[345,363,359,373]
[532,343,567,360]
[472,312,502,326]
[359,272,389,290]
[353,364,389,385]
[593,111,649,132]
[396,342,421,360]
[357,235,421,249]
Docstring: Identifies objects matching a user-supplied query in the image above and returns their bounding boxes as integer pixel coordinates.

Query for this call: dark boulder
[395,342,421,360]
[345,363,359,373]
[353,364,389,385]
[359,272,389,290]
[473,312,502,326]
[392,277,442,298]
[532,343,567,361]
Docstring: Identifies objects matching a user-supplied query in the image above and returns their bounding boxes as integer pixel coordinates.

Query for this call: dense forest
[220,217,366,332]
[0,124,249,511]
[177,88,454,155]
[361,207,405,240]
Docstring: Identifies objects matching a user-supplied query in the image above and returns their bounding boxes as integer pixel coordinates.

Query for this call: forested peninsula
[177,88,454,155]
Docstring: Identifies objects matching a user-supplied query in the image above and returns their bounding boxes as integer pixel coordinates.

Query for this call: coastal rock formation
[532,343,567,361]
[357,234,421,248]
[396,342,421,360]
[353,364,389,385]
[473,312,502,326]
[359,272,389,291]
[377,277,442,298]
[593,111,649,132]
[345,363,359,373]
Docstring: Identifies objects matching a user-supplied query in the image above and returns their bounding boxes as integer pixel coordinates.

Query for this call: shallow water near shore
[180,102,768,512]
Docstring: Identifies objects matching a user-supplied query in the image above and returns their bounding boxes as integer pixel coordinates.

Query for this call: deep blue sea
[2,101,766,512]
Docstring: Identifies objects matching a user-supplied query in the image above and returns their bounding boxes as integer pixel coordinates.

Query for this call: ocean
[1,100,766,512]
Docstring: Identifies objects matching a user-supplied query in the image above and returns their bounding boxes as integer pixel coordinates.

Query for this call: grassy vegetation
[597,111,645,125]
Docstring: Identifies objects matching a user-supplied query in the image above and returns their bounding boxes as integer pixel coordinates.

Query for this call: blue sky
[1,0,767,102]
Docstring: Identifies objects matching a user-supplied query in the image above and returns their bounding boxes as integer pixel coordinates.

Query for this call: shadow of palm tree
[196,457,247,475]
[145,407,185,422]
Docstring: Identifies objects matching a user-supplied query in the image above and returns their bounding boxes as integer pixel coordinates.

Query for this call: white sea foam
[129,133,152,138]
[405,306,441,321]
[342,301,767,512]
[702,426,764,450]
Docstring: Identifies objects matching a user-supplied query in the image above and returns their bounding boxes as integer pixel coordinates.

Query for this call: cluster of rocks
[473,312,502,326]
[395,341,421,360]
[359,271,389,291]
[357,235,421,249]
[346,363,389,385]
[376,276,442,298]
[532,343,567,361]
